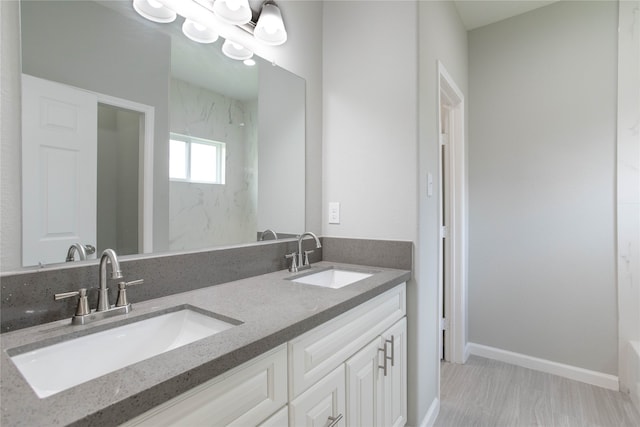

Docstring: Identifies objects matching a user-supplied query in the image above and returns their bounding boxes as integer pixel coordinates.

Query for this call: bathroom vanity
[0,261,409,426]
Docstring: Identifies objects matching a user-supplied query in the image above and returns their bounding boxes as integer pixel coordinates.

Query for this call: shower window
[169,133,226,184]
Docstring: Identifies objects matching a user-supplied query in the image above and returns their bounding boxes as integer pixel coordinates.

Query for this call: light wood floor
[435,356,640,427]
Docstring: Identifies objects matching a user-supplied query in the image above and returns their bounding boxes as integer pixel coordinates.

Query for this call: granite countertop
[0,261,410,427]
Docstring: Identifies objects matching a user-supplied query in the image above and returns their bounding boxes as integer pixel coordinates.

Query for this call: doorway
[437,61,467,364]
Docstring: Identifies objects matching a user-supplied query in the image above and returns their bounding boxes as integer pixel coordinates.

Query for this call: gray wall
[468,0,618,374]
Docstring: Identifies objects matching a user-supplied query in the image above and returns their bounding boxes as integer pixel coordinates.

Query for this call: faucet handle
[54,288,90,316]
[303,250,315,266]
[115,279,144,307]
[285,252,298,273]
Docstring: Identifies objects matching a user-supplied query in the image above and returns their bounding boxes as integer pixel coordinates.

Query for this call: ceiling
[453,0,560,30]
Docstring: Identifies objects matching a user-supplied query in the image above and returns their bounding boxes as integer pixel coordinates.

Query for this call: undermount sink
[291,268,374,289]
[9,306,240,398]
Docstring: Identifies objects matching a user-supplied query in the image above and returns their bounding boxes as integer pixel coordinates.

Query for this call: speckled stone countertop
[0,261,410,427]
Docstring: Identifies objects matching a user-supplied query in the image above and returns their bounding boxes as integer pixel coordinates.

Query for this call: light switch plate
[329,202,340,224]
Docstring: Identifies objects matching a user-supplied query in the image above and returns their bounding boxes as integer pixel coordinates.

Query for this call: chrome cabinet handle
[327,413,343,427]
[386,335,395,367]
[378,346,388,376]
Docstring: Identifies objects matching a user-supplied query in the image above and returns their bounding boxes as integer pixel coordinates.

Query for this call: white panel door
[22,74,97,266]
[346,336,384,427]
[290,365,346,427]
[381,317,407,427]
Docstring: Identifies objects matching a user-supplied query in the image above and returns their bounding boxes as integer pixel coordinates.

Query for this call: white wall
[468,1,618,375]
[0,0,21,272]
[322,1,417,241]
[418,1,468,422]
[617,0,640,403]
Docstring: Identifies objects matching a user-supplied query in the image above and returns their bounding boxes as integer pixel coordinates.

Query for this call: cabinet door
[380,317,407,427]
[346,336,385,427]
[290,365,345,427]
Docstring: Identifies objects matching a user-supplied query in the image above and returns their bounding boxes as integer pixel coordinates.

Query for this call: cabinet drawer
[259,405,288,427]
[289,283,406,397]
[122,344,287,427]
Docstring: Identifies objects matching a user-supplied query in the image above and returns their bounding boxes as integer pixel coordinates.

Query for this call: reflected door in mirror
[21,74,98,266]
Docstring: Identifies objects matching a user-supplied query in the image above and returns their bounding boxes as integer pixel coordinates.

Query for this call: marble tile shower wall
[0,238,413,333]
[168,78,258,251]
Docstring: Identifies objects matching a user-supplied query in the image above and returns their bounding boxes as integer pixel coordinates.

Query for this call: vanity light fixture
[132,0,177,23]
[254,1,287,45]
[132,0,288,62]
[222,39,253,60]
[212,0,252,25]
[182,19,219,43]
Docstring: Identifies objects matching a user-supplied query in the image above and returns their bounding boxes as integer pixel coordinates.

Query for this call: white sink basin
[9,307,239,398]
[291,268,373,289]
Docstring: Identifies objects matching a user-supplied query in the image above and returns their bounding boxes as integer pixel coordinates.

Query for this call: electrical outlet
[329,202,340,224]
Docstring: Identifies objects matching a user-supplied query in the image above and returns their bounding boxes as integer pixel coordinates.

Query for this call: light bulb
[225,0,241,11]
[263,20,277,35]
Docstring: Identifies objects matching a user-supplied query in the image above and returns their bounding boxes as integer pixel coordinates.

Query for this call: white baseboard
[418,397,440,427]
[467,342,619,391]
[463,342,471,363]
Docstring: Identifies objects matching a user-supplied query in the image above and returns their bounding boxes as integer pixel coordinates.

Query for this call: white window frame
[170,132,226,185]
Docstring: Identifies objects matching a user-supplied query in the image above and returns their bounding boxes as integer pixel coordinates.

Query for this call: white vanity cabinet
[289,284,407,427]
[121,344,288,427]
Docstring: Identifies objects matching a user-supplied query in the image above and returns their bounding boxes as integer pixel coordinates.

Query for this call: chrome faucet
[54,248,144,325]
[65,243,95,262]
[295,232,322,271]
[97,249,123,312]
[259,229,278,241]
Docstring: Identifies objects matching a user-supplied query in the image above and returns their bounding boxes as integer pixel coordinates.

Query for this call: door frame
[96,93,155,254]
[437,61,467,364]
